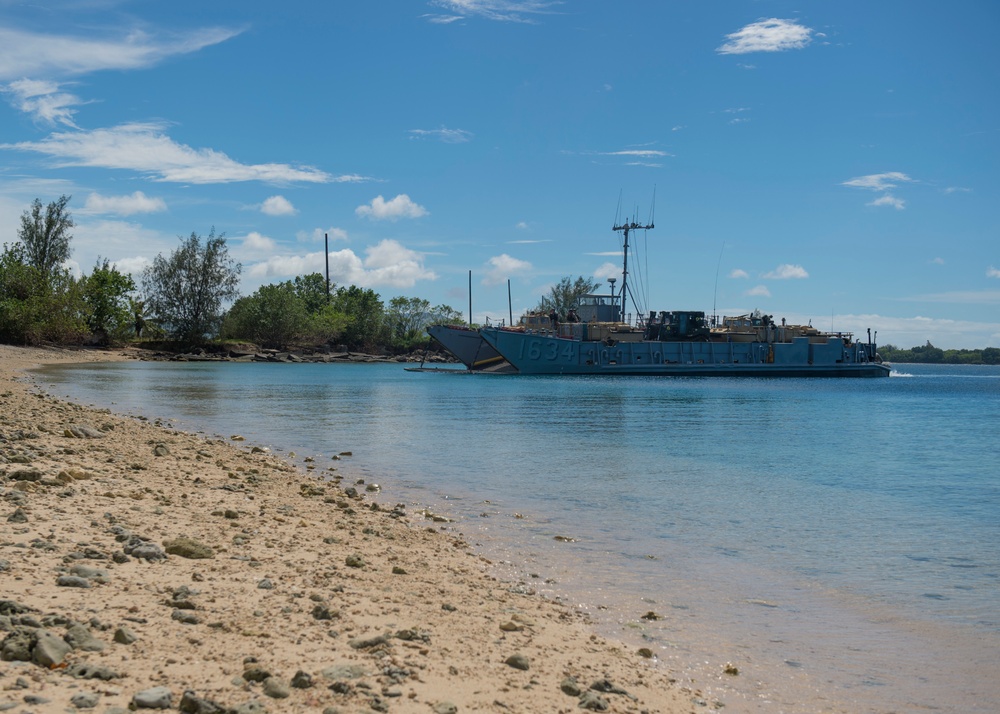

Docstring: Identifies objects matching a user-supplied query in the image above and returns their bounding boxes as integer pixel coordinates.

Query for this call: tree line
[0,196,461,352]
[878,342,1000,365]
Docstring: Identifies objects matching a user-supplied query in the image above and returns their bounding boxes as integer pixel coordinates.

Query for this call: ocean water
[37,361,1000,712]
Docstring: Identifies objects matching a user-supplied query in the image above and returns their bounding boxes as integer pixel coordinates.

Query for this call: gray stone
[171,610,200,625]
[290,671,313,689]
[132,686,173,709]
[128,543,166,562]
[178,690,227,714]
[242,665,271,682]
[70,692,99,709]
[578,691,609,711]
[113,626,137,645]
[56,575,92,588]
[64,623,105,651]
[0,629,33,661]
[263,677,290,699]
[232,701,268,714]
[69,563,110,581]
[31,629,72,667]
[6,508,27,524]
[560,677,582,696]
[65,662,120,680]
[504,653,530,671]
[64,425,104,439]
[163,537,215,559]
[153,444,170,457]
[345,553,364,568]
[433,703,458,714]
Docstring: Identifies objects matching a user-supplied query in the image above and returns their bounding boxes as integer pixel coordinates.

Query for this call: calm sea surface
[37,361,1000,712]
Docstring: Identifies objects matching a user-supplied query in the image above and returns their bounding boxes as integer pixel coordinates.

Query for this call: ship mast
[611,217,653,323]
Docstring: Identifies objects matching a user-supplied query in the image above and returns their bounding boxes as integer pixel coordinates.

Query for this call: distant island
[879,343,999,365]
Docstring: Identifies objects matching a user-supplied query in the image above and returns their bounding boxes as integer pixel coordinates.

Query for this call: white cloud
[717,18,813,55]
[483,253,532,286]
[762,264,809,280]
[70,219,176,275]
[112,255,152,278]
[593,262,620,280]
[930,257,945,265]
[355,194,428,221]
[0,26,241,81]
[842,172,913,191]
[1,123,333,184]
[515,221,529,230]
[246,240,435,289]
[260,195,297,216]
[427,0,561,23]
[867,194,906,210]
[988,267,1000,279]
[2,79,84,127]
[746,285,771,297]
[83,191,166,216]
[241,232,277,254]
[728,268,749,279]
[943,186,972,194]
[408,127,473,143]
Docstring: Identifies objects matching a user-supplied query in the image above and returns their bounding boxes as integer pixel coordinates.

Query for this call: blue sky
[1,0,998,349]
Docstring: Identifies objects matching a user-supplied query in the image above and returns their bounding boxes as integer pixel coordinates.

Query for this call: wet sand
[0,344,696,713]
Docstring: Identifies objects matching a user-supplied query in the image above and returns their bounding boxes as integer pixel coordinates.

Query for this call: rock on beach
[0,344,694,714]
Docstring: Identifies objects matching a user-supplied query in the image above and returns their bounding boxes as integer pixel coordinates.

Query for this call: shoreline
[0,345,695,713]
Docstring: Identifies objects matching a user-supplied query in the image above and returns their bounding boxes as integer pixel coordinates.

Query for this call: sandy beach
[0,345,697,714]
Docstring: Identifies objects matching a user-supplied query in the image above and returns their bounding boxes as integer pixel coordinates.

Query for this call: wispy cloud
[427,0,561,24]
[593,262,619,280]
[930,257,945,265]
[728,268,749,279]
[842,172,913,191]
[1,123,334,184]
[0,26,241,81]
[988,266,1000,279]
[82,191,166,216]
[483,253,532,285]
[867,194,905,210]
[717,18,813,55]
[408,126,473,143]
[746,285,771,297]
[260,195,297,216]
[2,79,85,127]
[602,149,671,158]
[843,172,915,209]
[355,194,428,221]
[762,264,808,280]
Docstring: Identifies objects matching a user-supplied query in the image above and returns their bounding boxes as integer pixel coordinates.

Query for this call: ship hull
[479,328,890,378]
[427,324,507,370]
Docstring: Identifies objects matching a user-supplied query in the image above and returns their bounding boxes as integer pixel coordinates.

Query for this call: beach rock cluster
[0,344,694,713]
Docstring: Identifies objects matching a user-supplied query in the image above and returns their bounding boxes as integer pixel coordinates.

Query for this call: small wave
[889,370,915,377]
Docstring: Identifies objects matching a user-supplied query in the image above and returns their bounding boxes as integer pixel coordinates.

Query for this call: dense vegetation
[1,196,462,352]
[878,343,1000,365]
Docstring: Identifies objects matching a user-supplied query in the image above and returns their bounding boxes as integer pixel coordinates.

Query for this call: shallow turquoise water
[38,361,1000,712]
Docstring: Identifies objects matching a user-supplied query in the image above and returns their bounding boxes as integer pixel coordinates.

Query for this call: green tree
[535,275,601,317]
[83,258,136,345]
[0,241,87,345]
[223,281,308,349]
[982,347,1000,365]
[294,272,333,314]
[332,285,387,351]
[142,229,241,343]
[386,296,431,344]
[18,195,74,280]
